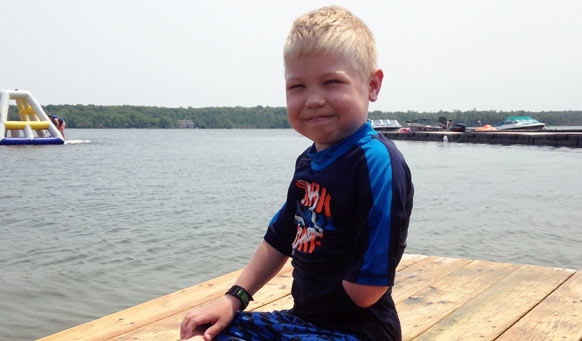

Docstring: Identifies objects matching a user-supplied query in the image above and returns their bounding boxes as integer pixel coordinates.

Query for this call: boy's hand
[180,295,241,340]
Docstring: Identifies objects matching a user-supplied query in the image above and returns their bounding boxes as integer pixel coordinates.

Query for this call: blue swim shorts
[217,310,359,341]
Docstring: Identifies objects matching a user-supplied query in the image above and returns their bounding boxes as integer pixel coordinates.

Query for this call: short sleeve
[344,138,395,286]
[264,199,296,256]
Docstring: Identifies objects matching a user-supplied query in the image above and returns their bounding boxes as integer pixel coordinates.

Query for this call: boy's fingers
[180,312,196,338]
[180,311,195,330]
[203,320,227,341]
[180,312,208,339]
[182,321,197,340]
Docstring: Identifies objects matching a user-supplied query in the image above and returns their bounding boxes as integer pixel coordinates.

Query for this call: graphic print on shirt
[291,180,335,254]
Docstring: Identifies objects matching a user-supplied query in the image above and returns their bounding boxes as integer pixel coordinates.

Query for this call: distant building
[178,120,196,128]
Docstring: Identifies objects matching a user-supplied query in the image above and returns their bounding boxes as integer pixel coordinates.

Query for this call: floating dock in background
[380,130,582,148]
[39,254,582,341]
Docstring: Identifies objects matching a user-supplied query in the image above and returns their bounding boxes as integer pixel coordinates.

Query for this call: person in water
[180,6,413,340]
[50,114,66,139]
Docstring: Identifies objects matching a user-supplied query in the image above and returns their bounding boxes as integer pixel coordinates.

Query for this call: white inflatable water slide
[0,89,65,145]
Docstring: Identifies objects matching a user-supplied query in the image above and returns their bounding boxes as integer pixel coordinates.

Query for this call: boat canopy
[499,116,540,125]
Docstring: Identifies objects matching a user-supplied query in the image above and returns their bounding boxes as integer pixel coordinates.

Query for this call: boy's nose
[305,92,325,109]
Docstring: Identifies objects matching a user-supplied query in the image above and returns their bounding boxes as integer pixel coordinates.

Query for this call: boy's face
[285,53,382,151]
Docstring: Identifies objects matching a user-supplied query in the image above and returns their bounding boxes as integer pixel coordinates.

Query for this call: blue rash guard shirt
[264,122,414,340]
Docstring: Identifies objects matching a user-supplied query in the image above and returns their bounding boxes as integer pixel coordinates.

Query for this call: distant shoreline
[7,104,582,129]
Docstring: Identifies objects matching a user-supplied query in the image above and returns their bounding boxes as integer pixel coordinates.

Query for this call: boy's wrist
[225,285,254,311]
[222,293,242,314]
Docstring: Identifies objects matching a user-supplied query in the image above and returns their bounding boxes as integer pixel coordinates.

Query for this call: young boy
[181,6,413,340]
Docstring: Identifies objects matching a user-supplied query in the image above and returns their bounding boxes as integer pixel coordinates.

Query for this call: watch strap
[226,285,254,311]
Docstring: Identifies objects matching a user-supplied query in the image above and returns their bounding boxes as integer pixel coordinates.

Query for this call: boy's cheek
[286,94,302,108]
[285,103,302,120]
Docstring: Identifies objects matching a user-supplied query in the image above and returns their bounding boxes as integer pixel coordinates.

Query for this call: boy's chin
[313,137,342,151]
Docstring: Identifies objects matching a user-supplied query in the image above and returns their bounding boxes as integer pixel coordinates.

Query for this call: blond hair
[284,6,377,79]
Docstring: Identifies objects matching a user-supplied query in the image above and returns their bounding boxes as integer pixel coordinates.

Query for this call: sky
[1,0,581,112]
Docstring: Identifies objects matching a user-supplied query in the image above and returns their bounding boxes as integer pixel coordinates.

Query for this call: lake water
[1,129,581,340]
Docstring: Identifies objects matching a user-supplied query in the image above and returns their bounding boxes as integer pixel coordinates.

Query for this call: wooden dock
[380,130,582,148]
[39,254,582,341]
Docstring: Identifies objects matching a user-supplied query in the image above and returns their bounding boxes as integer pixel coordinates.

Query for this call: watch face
[227,285,253,310]
[237,288,249,301]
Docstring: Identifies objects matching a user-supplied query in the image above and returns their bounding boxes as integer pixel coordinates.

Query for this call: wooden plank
[397,254,429,271]
[110,264,294,341]
[46,255,582,341]
[38,269,243,341]
[109,314,182,341]
[109,299,219,341]
[414,264,575,340]
[40,261,292,341]
[109,254,424,341]
[397,260,519,340]
[393,256,473,304]
[497,270,582,341]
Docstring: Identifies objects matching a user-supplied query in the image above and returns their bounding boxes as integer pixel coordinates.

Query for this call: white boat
[496,116,545,131]
[405,119,443,131]
[370,119,402,130]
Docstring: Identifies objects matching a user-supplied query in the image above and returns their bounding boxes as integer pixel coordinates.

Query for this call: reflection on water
[1,129,581,340]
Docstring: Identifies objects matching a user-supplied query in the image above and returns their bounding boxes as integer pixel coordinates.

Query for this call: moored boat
[405,119,443,131]
[474,124,497,132]
[496,116,545,131]
[370,119,402,130]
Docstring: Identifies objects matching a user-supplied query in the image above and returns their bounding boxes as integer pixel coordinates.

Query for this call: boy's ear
[368,69,384,102]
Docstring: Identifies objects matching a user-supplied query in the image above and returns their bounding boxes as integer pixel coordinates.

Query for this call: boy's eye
[287,84,304,90]
[324,79,341,85]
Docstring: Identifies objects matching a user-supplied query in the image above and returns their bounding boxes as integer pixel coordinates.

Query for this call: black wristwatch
[226,285,254,311]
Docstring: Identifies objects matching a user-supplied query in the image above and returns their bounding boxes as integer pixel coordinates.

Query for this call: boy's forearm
[234,240,289,296]
[342,280,389,308]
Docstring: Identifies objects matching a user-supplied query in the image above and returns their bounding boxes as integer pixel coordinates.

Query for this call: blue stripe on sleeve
[358,138,393,285]
[268,203,285,225]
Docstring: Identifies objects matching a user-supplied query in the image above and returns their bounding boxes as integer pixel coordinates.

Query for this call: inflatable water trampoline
[0,90,65,145]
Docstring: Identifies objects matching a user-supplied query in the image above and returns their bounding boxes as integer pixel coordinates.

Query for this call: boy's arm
[180,240,288,340]
[231,239,289,296]
[342,280,389,308]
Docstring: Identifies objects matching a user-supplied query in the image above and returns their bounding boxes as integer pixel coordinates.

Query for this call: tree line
[7,105,582,128]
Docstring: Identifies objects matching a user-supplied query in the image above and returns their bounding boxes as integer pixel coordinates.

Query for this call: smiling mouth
[306,114,335,123]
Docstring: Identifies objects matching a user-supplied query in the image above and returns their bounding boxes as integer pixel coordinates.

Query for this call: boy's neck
[313,121,369,153]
